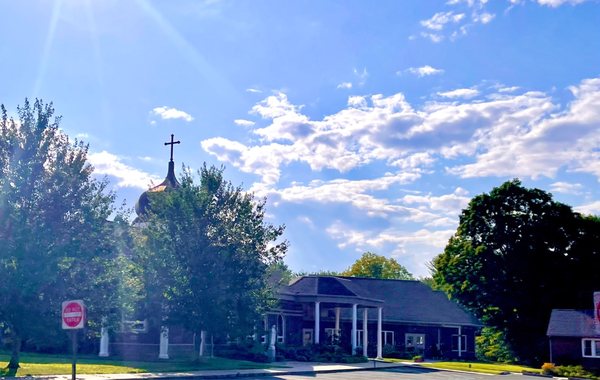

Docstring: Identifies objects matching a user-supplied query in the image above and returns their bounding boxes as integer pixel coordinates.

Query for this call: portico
[276,276,385,358]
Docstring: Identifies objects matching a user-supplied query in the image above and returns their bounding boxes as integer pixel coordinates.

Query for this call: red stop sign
[62,300,85,329]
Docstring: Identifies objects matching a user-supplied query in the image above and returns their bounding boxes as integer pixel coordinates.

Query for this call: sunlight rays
[33,0,63,98]
[134,0,242,105]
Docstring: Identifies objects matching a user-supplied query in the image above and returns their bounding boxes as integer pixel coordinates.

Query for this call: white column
[351,304,358,354]
[268,325,276,361]
[335,307,341,336]
[314,301,320,344]
[99,319,109,357]
[362,308,368,357]
[458,326,462,358]
[376,307,383,359]
[199,330,206,358]
[159,326,169,359]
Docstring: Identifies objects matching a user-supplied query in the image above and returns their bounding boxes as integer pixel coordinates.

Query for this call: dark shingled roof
[547,309,600,338]
[281,276,481,327]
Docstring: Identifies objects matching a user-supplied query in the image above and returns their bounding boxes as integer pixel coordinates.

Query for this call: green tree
[0,100,123,369]
[294,270,340,277]
[432,179,600,364]
[476,326,516,363]
[342,252,414,280]
[135,165,287,340]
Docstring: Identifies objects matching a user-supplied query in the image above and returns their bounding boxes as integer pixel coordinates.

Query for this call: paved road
[234,366,543,380]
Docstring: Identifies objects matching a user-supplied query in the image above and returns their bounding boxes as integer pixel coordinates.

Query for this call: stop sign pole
[62,300,85,380]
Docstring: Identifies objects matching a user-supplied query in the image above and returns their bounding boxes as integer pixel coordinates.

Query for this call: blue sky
[2,0,600,277]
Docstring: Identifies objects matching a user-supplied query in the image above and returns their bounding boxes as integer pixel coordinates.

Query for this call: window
[302,329,314,346]
[383,330,395,346]
[582,339,600,358]
[405,333,424,350]
[452,334,467,351]
[277,314,285,344]
[325,328,341,344]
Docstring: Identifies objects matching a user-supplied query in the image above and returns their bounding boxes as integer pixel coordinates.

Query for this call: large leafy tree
[432,179,600,364]
[342,251,414,280]
[0,100,124,369]
[135,165,287,340]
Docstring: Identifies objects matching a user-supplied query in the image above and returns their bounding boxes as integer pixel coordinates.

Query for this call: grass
[0,352,281,377]
[385,358,540,375]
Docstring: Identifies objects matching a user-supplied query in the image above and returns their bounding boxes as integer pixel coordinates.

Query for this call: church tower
[134,134,181,221]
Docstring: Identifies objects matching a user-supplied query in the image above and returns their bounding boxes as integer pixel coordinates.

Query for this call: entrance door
[302,328,314,346]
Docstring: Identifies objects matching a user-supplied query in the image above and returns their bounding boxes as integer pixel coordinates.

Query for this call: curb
[8,363,409,380]
[162,364,407,379]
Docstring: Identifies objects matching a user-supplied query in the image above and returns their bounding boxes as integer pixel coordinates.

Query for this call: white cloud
[437,88,480,98]
[88,151,160,189]
[421,11,465,30]
[550,181,583,195]
[151,106,194,122]
[421,32,444,43]
[536,0,588,6]
[337,82,353,89]
[574,201,600,216]
[297,216,315,229]
[449,78,600,179]
[263,173,422,218]
[402,187,471,216]
[246,88,262,93]
[234,119,255,127]
[498,86,520,93]
[406,65,445,77]
[348,95,368,109]
[419,1,496,41]
[326,221,456,277]
[473,12,495,24]
[202,76,600,198]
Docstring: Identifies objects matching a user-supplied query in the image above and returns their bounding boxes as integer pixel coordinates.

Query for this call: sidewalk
[28,361,406,380]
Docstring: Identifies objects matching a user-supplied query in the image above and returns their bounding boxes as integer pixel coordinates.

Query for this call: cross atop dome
[134,134,182,220]
[164,134,180,162]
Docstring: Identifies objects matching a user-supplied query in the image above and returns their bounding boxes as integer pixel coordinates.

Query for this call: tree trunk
[7,330,21,369]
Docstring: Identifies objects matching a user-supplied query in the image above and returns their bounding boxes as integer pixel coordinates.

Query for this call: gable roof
[547,309,600,338]
[279,276,481,327]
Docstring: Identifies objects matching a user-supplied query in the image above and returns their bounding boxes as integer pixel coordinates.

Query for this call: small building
[547,291,600,369]
[547,309,600,369]
[266,276,481,359]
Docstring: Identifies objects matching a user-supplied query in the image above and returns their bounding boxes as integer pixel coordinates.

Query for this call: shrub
[541,362,556,376]
[215,341,271,363]
[475,326,517,363]
[339,354,368,363]
[276,343,367,363]
[555,365,600,380]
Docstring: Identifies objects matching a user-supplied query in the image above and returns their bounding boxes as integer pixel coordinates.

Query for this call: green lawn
[0,352,281,377]
[385,359,540,375]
